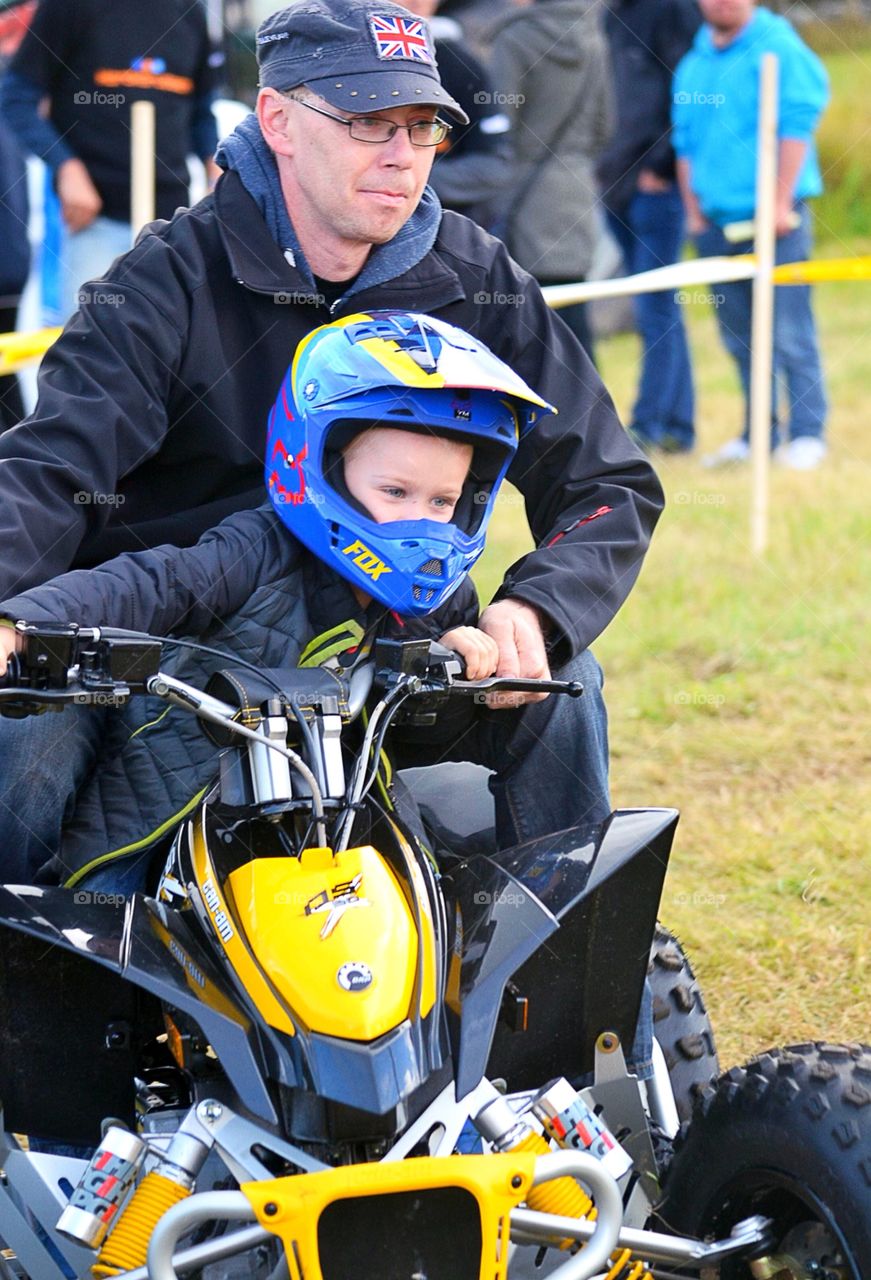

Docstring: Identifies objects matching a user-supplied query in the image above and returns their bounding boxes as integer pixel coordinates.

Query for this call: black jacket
[597,0,701,214]
[0,506,480,883]
[0,169,663,661]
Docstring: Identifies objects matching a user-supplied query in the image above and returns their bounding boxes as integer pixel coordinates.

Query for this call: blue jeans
[607,189,694,449]
[695,205,827,443]
[0,705,107,884]
[399,648,612,847]
[62,216,132,319]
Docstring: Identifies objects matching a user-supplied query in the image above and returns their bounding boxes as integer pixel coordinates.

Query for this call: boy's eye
[382,486,405,499]
[432,496,454,510]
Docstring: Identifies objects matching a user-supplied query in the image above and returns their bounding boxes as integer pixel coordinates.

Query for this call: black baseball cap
[256,0,469,125]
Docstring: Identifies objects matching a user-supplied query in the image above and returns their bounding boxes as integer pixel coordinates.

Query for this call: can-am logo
[202,877,234,943]
[337,961,373,992]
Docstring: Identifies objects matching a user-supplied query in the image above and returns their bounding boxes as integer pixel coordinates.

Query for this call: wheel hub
[748,1222,849,1280]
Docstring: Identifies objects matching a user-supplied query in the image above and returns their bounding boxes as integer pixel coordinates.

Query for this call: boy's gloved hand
[438,625,499,682]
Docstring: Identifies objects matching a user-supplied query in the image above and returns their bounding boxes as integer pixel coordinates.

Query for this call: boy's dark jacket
[0,505,478,886]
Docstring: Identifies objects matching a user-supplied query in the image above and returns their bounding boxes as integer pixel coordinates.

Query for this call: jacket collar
[214,170,466,313]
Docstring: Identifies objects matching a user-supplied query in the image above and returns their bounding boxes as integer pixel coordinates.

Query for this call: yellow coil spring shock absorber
[508,1128,595,1225]
[90,1127,210,1277]
[475,1083,653,1279]
[602,1248,651,1279]
[92,1170,191,1277]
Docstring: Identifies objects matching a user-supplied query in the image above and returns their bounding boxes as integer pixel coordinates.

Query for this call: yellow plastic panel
[190,817,295,1036]
[241,1152,537,1280]
[227,846,424,1040]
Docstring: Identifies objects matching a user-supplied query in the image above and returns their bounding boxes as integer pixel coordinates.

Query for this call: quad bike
[0,622,868,1280]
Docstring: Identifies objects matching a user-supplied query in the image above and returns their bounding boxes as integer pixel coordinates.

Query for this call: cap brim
[305,68,469,126]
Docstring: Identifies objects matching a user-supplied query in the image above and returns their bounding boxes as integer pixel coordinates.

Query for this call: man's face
[342,427,472,524]
[700,0,754,39]
[267,91,437,264]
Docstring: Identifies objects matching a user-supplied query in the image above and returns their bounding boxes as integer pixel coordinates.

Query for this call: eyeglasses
[288,96,451,147]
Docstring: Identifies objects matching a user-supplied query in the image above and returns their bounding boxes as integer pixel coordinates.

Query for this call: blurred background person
[1,0,219,319]
[674,0,830,469]
[395,0,513,227]
[487,0,614,364]
[597,0,700,454]
[0,0,33,431]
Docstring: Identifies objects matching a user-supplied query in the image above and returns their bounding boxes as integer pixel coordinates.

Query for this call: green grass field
[474,256,871,1070]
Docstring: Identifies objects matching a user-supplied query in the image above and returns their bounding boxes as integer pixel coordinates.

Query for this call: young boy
[332,425,496,678]
[0,311,554,889]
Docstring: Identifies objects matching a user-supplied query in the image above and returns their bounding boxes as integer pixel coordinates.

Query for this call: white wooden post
[750,54,779,555]
[130,100,156,242]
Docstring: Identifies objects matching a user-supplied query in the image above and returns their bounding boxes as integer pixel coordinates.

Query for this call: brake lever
[449,676,584,698]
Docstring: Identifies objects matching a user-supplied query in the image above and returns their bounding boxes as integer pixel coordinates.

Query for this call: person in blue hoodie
[672,0,830,470]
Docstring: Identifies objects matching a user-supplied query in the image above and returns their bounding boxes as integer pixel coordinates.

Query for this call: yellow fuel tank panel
[227,847,428,1041]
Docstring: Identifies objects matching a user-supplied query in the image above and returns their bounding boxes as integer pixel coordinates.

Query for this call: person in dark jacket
[597,0,701,454]
[486,0,615,362]
[0,1,663,1034]
[1,0,218,318]
[395,0,513,227]
[0,118,30,433]
[0,1,33,431]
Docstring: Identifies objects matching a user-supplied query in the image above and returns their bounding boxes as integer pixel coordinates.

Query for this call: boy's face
[342,427,472,525]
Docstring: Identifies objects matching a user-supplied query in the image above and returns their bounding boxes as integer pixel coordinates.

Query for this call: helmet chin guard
[266,311,556,616]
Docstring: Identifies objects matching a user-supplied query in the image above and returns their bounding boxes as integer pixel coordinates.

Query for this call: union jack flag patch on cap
[368,15,433,64]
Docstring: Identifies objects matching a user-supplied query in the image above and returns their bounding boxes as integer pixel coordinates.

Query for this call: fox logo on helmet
[342,538,392,581]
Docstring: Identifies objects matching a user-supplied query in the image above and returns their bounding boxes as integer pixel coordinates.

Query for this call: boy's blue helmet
[266,311,556,616]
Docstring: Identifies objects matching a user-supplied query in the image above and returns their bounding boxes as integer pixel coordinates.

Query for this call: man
[673,0,830,469]
[0,0,662,884]
[1,0,218,318]
[597,0,701,454]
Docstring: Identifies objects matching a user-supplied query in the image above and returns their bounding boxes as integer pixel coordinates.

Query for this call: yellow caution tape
[772,256,871,284]
[0,327,62,375]
[544,254,871,306]
[2,255,871,377]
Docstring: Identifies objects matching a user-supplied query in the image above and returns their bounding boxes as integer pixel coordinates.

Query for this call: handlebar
[0,626,585,717]
[0,625,584,851]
